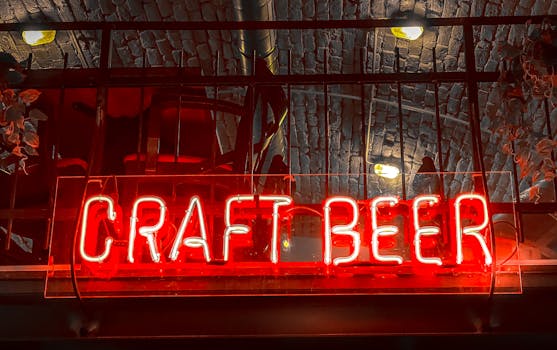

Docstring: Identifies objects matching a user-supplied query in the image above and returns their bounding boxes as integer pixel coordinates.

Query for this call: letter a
[169,196,211,262]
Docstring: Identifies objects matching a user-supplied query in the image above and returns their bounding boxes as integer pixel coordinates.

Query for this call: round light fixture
[390,26,424,41]
[389,11,426,41]
[374,164,400,179]
[22,30,56,46]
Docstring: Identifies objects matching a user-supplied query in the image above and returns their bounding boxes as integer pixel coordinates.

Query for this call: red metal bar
[16,69,500,88]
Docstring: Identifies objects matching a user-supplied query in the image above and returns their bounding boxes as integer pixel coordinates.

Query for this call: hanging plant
[494,18,557,201]
[0,53,46,175]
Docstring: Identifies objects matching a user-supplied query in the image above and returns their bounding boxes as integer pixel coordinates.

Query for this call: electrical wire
[492,219,519,266]
[286,206,323,218]
[69,87,108,305]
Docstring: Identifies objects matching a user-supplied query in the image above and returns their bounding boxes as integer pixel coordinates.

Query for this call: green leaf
[23,132,39,148]
[24,144,38,156]
[5,104,24,122]
[29,108,48,121]
[536,139,557,157]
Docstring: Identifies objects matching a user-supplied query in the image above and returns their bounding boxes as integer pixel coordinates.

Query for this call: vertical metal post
[463,23,497,304]
[497,61,523,241]
[211,50,220,171]
[287,49,292,196]
[464,23,492,191]
[432,47,445,200]
[395,48,406,200]
[360,47,368,198]
[175,51,184,163]
[44,52,69,250]
[463,26,481,173]
[4,53,31,250]
[324,48,330,196]
[54,53,69,163]
[136,50,146,157]
[209,50,221,237]
[249,50,256,190]
[4,174,17,250]
[510,138,524,242]
[91,27,111,174]
[543,98,557,200]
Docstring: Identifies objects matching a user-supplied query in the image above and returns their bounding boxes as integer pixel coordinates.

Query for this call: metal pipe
[233,0,278,75]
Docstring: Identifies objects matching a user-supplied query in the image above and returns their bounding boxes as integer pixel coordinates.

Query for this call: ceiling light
[390,26,424,41]
[389,11,426,41]
[22,30,56,46]
[374,164,400,179]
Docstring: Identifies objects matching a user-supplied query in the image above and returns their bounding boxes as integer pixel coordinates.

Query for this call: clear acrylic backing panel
[45,172,521,298]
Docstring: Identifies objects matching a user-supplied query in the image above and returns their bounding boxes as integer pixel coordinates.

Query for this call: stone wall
[0,0,555,203]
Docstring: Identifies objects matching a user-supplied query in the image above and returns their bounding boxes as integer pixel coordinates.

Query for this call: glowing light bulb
[22,30,56,46]
[374,164,400,179]
[390,26,424,40]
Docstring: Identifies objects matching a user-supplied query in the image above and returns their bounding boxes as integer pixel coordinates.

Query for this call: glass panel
[45,172,520,297]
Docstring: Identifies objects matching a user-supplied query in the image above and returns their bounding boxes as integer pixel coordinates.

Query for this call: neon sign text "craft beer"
[78,193,492,267]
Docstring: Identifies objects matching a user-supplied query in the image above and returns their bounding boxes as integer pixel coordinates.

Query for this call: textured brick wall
[274,0,475,200]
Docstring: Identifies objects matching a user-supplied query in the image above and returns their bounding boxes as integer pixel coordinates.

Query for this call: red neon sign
[78,192,492,267]
[46,174,524,297]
